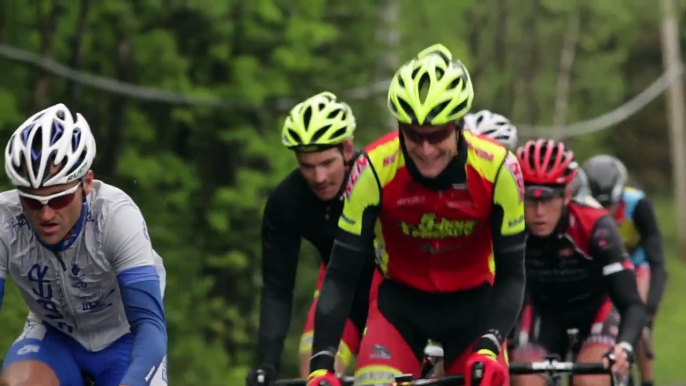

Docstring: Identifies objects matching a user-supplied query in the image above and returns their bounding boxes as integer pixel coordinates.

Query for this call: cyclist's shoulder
[363,131,401,166]
[88,180,142,219]
[567,200,610,236]
[271,168,307,196]
[463,131,509,169]
[571,194,604,210]
[352,131,403,188]
[0,190,26,233]
[266,168,309,209]
[622,186,646,206]
[464,129,509,153]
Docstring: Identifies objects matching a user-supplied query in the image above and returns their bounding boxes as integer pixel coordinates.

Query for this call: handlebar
[274,374,465,386]
[274,360,611,385]
[509,361,610,375]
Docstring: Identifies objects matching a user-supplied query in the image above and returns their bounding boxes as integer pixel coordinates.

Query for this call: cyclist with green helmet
[307,44,526,386]
[246,92,375,385]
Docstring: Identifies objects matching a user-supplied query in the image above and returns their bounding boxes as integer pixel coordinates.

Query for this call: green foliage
[0,0,685,384]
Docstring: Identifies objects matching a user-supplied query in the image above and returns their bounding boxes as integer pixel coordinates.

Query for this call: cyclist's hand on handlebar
[603,343,634,376]
[465,350,507,386]
[246,364,278,386]
[307,369,340,386]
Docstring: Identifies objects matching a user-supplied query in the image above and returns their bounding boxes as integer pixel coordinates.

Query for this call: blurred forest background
[0,0,685,384]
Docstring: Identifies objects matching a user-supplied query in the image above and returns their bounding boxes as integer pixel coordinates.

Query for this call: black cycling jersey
[257,164,374,369]
[632,198,668,316]
[524,200,647,346]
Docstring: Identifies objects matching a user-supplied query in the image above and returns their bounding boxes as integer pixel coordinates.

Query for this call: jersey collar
[36,199,89,253]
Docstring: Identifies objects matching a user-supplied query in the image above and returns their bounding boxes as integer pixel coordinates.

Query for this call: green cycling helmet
[388,43,474,125]
[282,91,356,151]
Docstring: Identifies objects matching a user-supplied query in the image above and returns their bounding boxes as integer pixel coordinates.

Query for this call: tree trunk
[100,39,131,179]
[67,0,93,106]
[34,0,67,109]
[494,0,510,114]
[553,9,581,133]
[523,0,541,124]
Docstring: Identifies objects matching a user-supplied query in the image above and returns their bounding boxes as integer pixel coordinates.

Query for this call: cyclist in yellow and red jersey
[307,43,527,386]
[583,155,667,386]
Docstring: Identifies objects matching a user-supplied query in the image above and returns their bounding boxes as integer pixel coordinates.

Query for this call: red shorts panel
[354,271,508,385]
[300,264,361,364]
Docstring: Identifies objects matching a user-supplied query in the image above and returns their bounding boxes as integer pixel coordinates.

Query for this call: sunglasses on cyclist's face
[400,124,455,145]
[18,183,81,211]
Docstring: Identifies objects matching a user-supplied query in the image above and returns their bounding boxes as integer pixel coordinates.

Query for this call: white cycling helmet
[5,103,97,188]
[464,110,518,151]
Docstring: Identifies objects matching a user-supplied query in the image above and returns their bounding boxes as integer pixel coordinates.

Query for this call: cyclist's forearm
[257,290,293,367]
[643,235,667,316]
[258,228,300,366]
[476,234,526,354]
[118,277,167,386]
[606,269,647,345]
[633,198,667,314]
[310,237,368,372]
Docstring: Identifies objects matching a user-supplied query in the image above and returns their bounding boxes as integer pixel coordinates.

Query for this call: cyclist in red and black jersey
[511,139,646,386]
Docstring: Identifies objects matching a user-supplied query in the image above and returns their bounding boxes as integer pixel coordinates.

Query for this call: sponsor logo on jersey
[383,151,399,166]
[343,156,369,201]
[558,247,575,258]
[17,344,40,355]
[398,213,476,238]
[504,153,525,203]
[340,213,356,225]
[28,264,74,333]
[12,214,29,229]
[370,344,392,359]
[70,263,88,289]
[397,195,426,206]
[508,215,524,228]
[471,147,494,161]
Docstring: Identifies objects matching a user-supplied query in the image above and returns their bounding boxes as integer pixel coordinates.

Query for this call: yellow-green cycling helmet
[388,43,474,125]
[282,91,356,151]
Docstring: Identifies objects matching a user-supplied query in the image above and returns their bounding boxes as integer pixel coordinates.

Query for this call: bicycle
[273,358,615,386]
[417,329,621,386]
[275,373,465,386]
[510,358,618,386]
[421,341,445,378]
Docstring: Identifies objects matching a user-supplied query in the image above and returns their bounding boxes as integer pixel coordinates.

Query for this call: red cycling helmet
[515,139,577,186]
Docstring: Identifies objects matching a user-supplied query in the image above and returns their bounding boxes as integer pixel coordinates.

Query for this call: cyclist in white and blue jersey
[0,104,167,386]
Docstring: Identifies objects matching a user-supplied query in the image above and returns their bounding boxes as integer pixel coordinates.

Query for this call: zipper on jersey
[53,251,79,332]
[53,251,67,271]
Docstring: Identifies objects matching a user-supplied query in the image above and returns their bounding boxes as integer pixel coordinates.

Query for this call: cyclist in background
[583,155,667,386]
[307,44,526,386]
[246,92,375,385]
[511,139,646,386]
[464,110,518,151]
[463,109,524,356]
[0,103,167,386]
[570,166,592,199]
